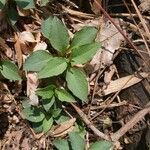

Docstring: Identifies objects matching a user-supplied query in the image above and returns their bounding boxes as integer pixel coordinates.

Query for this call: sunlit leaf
[69,132,85,150]
[38,57,67,79]
[71,42,101,65]
[66,68,88,101]
[70,27,98,48]
[90,141,113,150]
[53,139,69,150]
[24,50,52,72]
[55,89,76,102]
[41,16,69,51]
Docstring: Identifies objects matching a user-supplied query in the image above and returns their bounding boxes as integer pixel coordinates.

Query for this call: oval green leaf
[24,50,52,72]
[70,27,98,48]
[43,116,53,133]
[53,139,69,150]
[66,68,88,101]
[42,96,55,112]
[36,85,55,99]
[0,60,21,80]
[69,132,85,150]
[71,42,101,65]
[41,16,69,51]
[55,89,76,102]
[22,106,45,123]
[38,57,67,79]
[90,141,113,150]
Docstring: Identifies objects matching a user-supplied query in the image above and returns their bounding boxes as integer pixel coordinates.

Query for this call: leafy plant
[53,133,113,150]
[22,15,101,143]
[0,60,21,80]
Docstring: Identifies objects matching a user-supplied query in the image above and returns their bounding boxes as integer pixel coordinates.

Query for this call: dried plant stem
[111,103,150,141]
[71,103,110,140]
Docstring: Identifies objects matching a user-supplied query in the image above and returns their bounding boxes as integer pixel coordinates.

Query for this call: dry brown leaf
[139,0,150,13]
[26,72,39,105]
[98,72,148,96]
[90,19,125,71]
[51,118,76,137]
[14,34,23,68]
[0,37,12,59]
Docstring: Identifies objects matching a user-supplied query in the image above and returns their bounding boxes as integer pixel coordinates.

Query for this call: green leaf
[69,132,85,150]
[40,0,49,6]
[36,85,55,99]
[66,68,88,101]
[32,121,43,133]
[8,7,19,25]
[42,96,55,112]
[15,0,35,9]
[0,0,6,9]
[0,60,21,80]
[71,42,101,65]
[70,27,98,48]
[55,89,76,102]
[24,50,52,72]
[51,108,62,118]
[41,16,69,51]
[38,57,67,79]
[43,116,53,133]
[90,141,113,150]
[53,139,69,150]
[22,106,45,122]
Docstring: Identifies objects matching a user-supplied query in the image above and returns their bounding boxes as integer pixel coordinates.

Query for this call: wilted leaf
[70,27,98,48]
[41,16,69,51]
[55,89,76,102]
[24,50,52,72]
[90,141,113,150]
[36,85,55,99]
[71,42,101,65]
[51,118,76,136]
[69,132,85,150]
[38,57,67,79]
[66,68,88,101]
[53,139,69,150]
[0,60,21,80]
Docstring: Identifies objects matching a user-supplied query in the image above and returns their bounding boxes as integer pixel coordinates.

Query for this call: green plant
[53,134,113,150]
[0,60,21,80]
[22,16,101,133]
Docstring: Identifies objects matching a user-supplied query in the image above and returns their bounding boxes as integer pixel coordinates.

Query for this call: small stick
[71,103,110,140]
[111,103,150,141]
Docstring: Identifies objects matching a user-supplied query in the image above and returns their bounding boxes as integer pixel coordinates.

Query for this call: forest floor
[0,0,150,150]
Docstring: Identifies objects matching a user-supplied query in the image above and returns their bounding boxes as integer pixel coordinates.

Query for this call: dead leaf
[26,72,39,105]
[98,72,148,96]
[14,34,23,68]
[50,118,76,137]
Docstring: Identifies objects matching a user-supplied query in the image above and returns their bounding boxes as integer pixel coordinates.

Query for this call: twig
[111,103,150,141]
[90,101,127,110]
[71,103,110,140]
